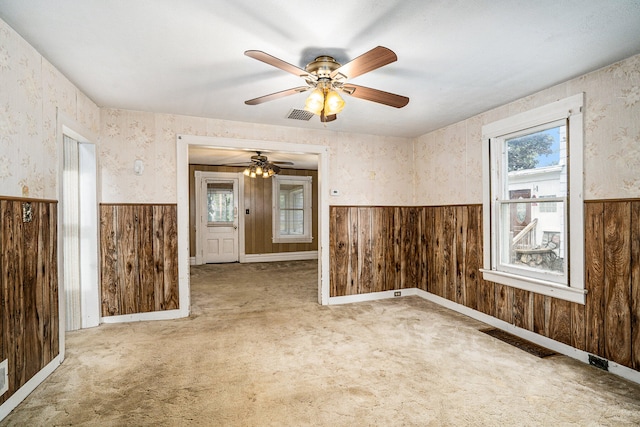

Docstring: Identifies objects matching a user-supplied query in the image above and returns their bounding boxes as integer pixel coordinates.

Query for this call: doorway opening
[58,116,100,335]
[176,135,330,310]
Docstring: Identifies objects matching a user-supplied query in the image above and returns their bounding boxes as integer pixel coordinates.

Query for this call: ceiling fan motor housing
[251,154,268,162]
[305,56,342,82]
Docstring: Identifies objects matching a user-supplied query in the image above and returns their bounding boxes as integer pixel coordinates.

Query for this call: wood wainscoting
[329,202,640,372]
[0,198,59,405]
[100,204,178,317]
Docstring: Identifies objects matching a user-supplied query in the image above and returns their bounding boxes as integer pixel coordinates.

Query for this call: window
[207,182,234,225]
[481,94,585,304]
[538,196,557,213]
[272,175,313,243]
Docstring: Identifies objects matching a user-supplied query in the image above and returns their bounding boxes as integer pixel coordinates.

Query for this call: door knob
[234,225,238,230]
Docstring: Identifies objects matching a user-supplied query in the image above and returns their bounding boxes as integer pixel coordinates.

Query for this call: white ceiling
[189,146,318,170]
[2,1,640,150]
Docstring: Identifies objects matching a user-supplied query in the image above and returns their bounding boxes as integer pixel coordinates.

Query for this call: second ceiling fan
[244,46,409,122]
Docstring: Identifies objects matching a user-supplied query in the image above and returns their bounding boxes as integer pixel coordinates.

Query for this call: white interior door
[200,176,239,263]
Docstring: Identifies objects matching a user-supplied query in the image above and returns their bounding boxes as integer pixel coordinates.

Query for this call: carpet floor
[2,260,640,426]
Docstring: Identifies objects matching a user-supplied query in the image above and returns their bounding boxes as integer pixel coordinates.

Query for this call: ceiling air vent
[286,109,314,121]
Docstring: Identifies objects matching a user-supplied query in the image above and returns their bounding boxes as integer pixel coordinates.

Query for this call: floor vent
[0,359,7,396]
[481,328,557,358]
[286,108,314,121]
[588,354,609,371]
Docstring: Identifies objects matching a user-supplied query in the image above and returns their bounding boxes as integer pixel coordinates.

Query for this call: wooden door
[509,188,531,234]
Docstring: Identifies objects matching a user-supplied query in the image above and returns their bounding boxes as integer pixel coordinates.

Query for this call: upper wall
[98,108,414,205]
[0,18,100,199]
[413,54,640,205]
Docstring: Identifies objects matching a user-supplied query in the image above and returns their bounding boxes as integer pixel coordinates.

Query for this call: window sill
[272,237,313,244]
[480,269,586,304]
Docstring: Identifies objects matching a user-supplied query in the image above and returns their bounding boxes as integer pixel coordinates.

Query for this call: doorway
[176,135,330,309]
[60,119,100,333]
[195,172,241,264]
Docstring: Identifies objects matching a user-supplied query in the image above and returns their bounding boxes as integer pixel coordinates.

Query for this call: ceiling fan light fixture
[324,89,345,115]
[304,88,325,115]
[245,47,408,122]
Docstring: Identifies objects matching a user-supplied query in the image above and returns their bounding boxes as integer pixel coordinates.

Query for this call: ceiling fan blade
[342,84,409,108]
[320,111,337,122]
[245,86,310,105]
[331,46,397,80]
[272,161,295,166]
[245,50,313,79]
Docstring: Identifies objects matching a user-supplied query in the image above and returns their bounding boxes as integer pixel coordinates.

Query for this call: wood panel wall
[330,201,640,372]
[0,198,59,405]
[100,204,178,317]
[189,165,318,257]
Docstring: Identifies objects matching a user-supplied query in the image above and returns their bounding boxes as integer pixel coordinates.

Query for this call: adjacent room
[1,1,640,425]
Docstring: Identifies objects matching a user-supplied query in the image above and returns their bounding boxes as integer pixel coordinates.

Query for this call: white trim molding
[0,356,63,421]
[243,251,318,263]
[100,309,184,324]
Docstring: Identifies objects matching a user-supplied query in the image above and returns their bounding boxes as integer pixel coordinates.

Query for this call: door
[200,176,239,263]
[509,188,531,234]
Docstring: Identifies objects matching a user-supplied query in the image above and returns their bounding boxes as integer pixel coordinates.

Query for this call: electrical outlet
[0,359,7,395]
[394,291,401,297]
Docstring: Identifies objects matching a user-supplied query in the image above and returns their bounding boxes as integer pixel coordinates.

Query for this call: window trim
[272,175,313,244]
[481,93,586,304]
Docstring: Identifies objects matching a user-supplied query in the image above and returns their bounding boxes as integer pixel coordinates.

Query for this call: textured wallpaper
[98,108,414,205]
[2,14,638,206]
[0,19,99,199]
[414,54,640,205]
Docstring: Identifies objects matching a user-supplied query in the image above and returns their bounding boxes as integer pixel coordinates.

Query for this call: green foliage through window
[507,132,554,172]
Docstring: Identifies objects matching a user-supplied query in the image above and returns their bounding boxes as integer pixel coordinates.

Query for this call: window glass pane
[279,184,304,209]
[207,183,234,223]
[505,125,567,199]
[273,176,312,243]
[499,201,565,275]
[291,189,304,209]
[278,182,305,236]
[280,209,304,235]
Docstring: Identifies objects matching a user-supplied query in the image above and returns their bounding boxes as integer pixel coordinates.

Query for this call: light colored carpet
[2,260,640,426]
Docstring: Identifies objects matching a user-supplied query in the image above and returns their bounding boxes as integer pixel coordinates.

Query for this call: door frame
[194,171,243,264]
[177,135,330,308]
[57,111,101,352]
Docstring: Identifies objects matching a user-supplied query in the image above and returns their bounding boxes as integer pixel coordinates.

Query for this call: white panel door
[201,177,239,263]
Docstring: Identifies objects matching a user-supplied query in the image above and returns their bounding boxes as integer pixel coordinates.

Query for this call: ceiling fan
[244,46,409,122]
[235,151,293,178]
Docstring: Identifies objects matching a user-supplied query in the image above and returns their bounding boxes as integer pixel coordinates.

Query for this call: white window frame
[481,93,586,304]
[272,175,313,244]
